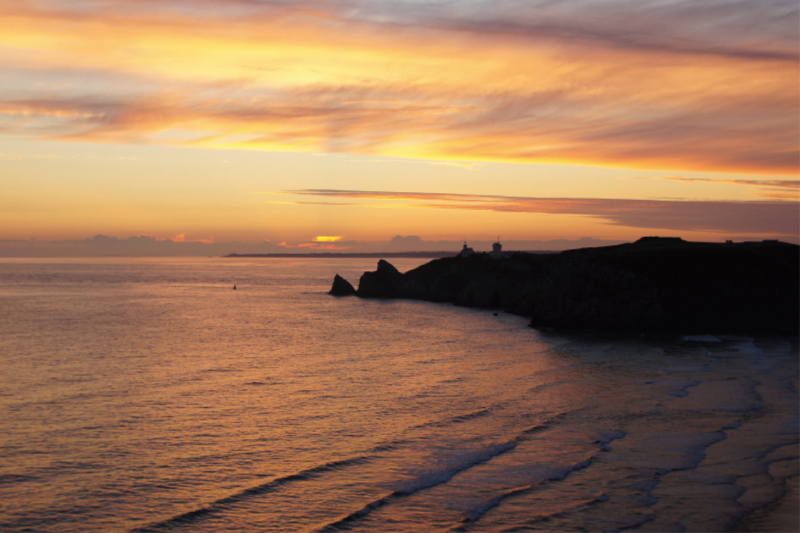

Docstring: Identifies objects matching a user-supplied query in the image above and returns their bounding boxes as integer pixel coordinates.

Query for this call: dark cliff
[335,237,799,335]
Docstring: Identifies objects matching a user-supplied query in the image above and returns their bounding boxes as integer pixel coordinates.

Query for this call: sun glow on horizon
[0,0,797,251]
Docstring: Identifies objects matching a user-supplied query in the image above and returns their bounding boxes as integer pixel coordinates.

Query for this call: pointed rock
[376,259,401,277]
[329,274,357,296]
[357,259,403,298]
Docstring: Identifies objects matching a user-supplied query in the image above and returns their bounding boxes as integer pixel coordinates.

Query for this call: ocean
[0,257,797,533]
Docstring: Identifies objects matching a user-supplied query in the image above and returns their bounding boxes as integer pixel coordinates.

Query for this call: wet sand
[735,474,799,532]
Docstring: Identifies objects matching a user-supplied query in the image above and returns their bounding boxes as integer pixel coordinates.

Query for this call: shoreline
[734,474,799,532]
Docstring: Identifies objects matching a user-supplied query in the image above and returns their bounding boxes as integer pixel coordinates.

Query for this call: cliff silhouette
[331,237,799,335]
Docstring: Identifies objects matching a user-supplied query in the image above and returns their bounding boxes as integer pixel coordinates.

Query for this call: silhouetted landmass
[333,237,799,335]
[329,274,357,296]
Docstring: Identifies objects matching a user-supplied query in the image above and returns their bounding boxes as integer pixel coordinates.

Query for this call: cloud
[171,233,214,244]
[298,242,349,250]
[632,175,799,199]
[388,235,423,248]
[0,0,796,174]
[284,189,800,237]
[649,176,800,188]
[420,0,799,63]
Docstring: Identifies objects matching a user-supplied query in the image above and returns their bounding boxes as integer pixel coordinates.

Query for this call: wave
[447,455,602,532]
[411,407,495,431]
[0,474,36,485]
[450,408,492,424]
[452,484,533,529]
[315,441,518,532]
[614,513,657,532]
[446,428,626,529]
[593,430,627,451]
[517,410,580,440]
[130,455,371,532]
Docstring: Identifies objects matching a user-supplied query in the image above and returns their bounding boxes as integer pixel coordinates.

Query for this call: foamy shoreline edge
[734,474,799,532]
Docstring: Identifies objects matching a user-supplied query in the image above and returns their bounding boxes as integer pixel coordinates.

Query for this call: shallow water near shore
[1,257,797,533]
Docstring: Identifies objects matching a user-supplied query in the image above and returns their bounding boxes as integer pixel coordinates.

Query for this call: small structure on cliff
[460,242,475,257]
[490,239,503,258]
[490,238,512,259]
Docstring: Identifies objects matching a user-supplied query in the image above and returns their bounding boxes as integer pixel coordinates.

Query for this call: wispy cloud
[0,0,796,174]
[631,175,800,199]
[280,189,800,237]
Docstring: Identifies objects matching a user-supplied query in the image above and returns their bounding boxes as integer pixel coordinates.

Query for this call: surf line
[314,441,518,532]
[130,455,372,532]
[445,454,601,532]
[448,430,627,530]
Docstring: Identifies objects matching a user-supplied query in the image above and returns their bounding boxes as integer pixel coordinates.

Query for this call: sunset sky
[1,0,798,254]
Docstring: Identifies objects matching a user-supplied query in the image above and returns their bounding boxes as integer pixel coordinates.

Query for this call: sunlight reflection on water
[0,258,796,533]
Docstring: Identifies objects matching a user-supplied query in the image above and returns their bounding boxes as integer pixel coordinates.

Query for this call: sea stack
[329,274,357,296]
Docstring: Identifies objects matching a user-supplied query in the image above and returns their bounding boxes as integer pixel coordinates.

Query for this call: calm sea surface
[0,258,797,533]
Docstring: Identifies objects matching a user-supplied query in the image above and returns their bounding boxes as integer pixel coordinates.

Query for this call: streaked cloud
[0,0,796,174]
[632,175,800,199]
[281,189,800,237]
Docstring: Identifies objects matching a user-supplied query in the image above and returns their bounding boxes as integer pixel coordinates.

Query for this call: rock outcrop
[330,238,800,335]
[356,259,403,298]
[329,274,357,296]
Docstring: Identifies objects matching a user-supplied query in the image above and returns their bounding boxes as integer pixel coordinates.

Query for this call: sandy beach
[735,473,799,532]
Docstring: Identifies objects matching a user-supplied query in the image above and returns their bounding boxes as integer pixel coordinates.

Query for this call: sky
[1,0,798,255]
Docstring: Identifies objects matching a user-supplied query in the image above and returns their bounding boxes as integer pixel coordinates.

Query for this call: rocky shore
[330,237,799,335]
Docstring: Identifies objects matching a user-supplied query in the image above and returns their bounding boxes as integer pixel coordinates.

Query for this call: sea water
[0,257,797,533]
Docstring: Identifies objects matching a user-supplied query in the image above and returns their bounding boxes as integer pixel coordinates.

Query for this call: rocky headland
[330,237,800,335]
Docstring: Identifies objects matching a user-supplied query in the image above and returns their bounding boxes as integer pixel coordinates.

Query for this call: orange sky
[0,0,797,253]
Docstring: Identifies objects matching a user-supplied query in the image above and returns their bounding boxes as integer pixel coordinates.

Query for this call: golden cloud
[0,0,797,174]
[282,189,800,237]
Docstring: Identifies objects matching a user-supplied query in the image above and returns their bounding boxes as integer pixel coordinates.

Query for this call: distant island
[330,237,800,335]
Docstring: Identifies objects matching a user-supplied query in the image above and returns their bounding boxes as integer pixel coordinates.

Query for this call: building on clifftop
[490,238,510,259]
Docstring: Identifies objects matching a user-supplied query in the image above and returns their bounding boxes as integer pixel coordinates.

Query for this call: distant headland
[330,237,800,335]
